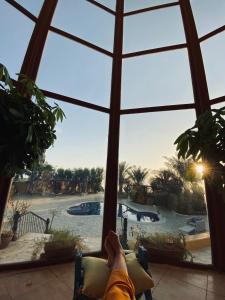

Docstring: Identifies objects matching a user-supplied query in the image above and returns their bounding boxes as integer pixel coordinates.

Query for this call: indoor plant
[0,63,65,177]
[137,232,192,263]
[174,106,225,198]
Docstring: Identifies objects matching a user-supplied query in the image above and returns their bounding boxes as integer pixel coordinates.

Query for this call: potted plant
[174,106,225,198]
[0,63,65,178]
[137,232,192,263]
[0,230,13,249]
[42,229,83,261]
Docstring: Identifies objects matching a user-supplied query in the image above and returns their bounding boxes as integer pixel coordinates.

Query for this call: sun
[195,163,205,176]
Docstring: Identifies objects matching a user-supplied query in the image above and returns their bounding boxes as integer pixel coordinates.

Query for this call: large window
[15,0,44,16]
[123,6,185,53]
[124,0,177,13]
[96,0,116,10]
[191,0,225,37]
[118,110,211,264]
[1,102,108,264]
[2,0,225,268]
[201,32,225,99]
[52,0,115,51]
[37,33,112,107]
[122,49,193,108]
[0,1,35,76]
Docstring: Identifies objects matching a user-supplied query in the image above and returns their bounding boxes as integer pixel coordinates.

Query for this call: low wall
[185,232,211,251]
[127,232,211,252]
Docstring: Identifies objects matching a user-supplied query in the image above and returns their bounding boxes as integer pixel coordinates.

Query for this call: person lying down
[103,231,135,300]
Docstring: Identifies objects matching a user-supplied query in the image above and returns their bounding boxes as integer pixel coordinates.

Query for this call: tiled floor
[0,262,225,300]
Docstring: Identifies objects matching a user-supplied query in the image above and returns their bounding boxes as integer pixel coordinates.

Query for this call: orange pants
[103,269,135,300]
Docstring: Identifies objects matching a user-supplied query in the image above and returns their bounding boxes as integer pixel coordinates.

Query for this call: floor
[0,262,225,300]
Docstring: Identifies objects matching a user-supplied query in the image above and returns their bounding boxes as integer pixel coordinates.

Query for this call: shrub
[48,229,83,248]
[31,229,84,260]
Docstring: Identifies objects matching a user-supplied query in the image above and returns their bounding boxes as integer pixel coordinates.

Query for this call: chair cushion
[126,252,154,294]
[82,257,110,299]
[82,252,154,299]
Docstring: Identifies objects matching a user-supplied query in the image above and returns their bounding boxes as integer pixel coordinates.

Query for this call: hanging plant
[174,106,225,197]
[0,63,65,177]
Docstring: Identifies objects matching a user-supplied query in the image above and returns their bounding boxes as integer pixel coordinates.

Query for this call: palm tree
[127,166,148,204]
[30,163,54,195]
[90,168,104,193]
[165,156,199,184]
[54,168,65,180]
[75,168,84,193]
[128,166,149,186]
[64,169,73,180]
[82,168,90,193]
[118,161,131,193]
[150,169,183,195]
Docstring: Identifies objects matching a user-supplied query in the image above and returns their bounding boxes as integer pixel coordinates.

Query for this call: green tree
[165,156,199,186]
[128,166,149,186]
[64,169,73,180]
[90,168,104,193]
[150,156,206,213]
[127,166,149,203]
[150,169,183,195]
[76,168,84,193]
[37,163,55,195]
[27,162,54,194]
[54,168,65,180]
[82,168,90,193]
[71,169,79,193]
[118,161,131,193]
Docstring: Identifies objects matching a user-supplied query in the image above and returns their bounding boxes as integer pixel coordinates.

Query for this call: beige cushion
[126,252,154,294]
[82,257,110,299]
[82,253,154,299]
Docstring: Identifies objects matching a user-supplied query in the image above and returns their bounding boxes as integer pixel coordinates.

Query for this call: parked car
[67,202,101,215]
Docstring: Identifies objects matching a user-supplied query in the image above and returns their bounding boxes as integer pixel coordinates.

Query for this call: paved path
[0,233,50,264]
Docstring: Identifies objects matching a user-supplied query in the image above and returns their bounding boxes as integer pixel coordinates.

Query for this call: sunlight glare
[195,164,205,176]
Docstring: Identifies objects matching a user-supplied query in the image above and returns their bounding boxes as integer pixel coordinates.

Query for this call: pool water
[67,201,160,223]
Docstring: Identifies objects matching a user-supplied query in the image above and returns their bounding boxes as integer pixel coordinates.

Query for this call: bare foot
[104,235,114,267]
[107,231,124,256]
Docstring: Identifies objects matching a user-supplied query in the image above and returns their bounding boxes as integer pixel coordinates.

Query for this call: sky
[1,0,225,173]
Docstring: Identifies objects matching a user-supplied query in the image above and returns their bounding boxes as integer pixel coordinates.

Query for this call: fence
[12,211,50,240]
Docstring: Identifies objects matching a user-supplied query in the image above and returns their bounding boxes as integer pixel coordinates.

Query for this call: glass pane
[191,0,225,37]
[211,102,225,109]
[118,110,211,265]
[96,0,116,10]
[201,32,225,100]
[37,32,112,107]
[124,0,177,13]
[52,0,115,51]
[46,101,108,170]
[1,102,108,264]
[124,6,185,53]
[122,49,193,108]
[15,0,44,16]
[0,1,34,77]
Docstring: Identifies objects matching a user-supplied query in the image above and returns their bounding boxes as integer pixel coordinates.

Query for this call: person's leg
[103,231,135,300]
[107,231,128,274]
[104,234,114,268]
